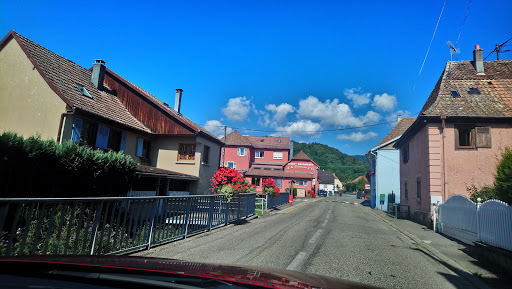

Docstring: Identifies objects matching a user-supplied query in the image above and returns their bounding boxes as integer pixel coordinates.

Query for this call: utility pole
[221,125,227,167]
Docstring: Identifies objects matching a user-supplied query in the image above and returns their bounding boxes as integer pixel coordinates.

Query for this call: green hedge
[0,131,138,198]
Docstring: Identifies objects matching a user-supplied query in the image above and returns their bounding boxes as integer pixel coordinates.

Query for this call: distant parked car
[318,190,327,197]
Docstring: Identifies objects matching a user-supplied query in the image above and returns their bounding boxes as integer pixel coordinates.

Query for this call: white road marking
[321,219,328,227]
[286,252,306,270]
[309,229,323,243]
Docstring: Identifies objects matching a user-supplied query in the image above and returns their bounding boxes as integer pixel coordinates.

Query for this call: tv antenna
[446,41,460,61]
[484,37,512,60]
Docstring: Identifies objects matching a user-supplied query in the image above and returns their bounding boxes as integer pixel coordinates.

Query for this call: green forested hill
[292,142,369,182]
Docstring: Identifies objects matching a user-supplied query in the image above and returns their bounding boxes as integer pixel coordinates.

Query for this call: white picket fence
[438,195,512,252]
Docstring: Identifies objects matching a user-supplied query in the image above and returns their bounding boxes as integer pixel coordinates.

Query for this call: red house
[222,131,318,196]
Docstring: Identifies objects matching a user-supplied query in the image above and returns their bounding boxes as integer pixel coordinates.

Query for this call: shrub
[211,167,254,202]
[262,178,280,197]
[467,185,496,203]
[494,147,512,205]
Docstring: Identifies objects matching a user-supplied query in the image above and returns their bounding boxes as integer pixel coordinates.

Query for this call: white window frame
[273,152,283,159]
[255,151,264,158]
[237,147,247,156]
[226,161,236,169]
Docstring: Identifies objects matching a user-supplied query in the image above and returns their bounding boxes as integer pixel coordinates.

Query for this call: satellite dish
[446,41,460,60]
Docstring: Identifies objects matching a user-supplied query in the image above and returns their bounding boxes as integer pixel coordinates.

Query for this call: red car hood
[0,255,378,289]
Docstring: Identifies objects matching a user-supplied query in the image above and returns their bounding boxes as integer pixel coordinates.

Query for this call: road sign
[364,183,370,190]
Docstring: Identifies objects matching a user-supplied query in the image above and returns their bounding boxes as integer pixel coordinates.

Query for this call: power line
[404,0,447,111]
[455,0,472,47]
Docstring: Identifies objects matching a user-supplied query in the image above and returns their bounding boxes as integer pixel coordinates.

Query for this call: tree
[356,177,366,191]
[494,147,512,205]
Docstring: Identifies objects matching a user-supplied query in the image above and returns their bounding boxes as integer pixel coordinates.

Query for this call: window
[252,178,261,186]
[402,143,409,164]
[275,179,282,188]
[136,138,151,158]
[416,177,421,199]
[80,121,98,147]
[202,145,210,164]
[178,144,196,161]
[255,151,264,158]
[296,180,308,186]
[450,90,461,98]
[107,129,122,151]
[75,83,91,98]
[404,181,408,199]
[226,161,236,169]
[273,152,283,159]
[455,125,491,149]
[263,167,271,171]
[237,147,247,156]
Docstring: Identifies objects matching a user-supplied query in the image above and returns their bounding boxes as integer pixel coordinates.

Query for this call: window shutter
[237,148,240,156]
[476,127,491,148]
[71,118,83,143]
[95,125,110,149]
[120,131,127,152]
[136,137,144,157]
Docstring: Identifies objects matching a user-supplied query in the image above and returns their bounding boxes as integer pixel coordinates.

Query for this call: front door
[297,188,306,197]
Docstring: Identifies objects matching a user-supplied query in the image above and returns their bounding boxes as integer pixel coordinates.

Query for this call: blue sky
[2,0,511,155]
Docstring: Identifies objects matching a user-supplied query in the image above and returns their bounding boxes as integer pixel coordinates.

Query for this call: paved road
[135,195,474,288]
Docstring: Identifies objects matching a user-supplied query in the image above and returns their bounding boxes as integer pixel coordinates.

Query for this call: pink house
[394,46,512,225]
[222,131,318,196]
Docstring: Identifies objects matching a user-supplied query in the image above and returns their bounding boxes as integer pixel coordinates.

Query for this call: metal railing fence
[0,194,255,256]
[266,192,289,209]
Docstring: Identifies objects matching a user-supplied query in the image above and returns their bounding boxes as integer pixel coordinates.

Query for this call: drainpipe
[440,115,447,202]
[56,112,74,143]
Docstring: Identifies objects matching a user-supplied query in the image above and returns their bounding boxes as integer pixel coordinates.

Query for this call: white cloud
[372,93,397,112]
[337,131,378,142]
[297,96,381,127]
[259,103,295,127]
[204,120,233,138]
[272,120,322,138]
[385,110,413,125]
[344,88,371,108]
[222,97,252,122]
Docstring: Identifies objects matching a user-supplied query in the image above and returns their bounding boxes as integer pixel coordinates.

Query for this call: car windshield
[1,1,511,289]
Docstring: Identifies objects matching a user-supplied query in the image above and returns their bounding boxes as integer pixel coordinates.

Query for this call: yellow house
[0,30,223,195]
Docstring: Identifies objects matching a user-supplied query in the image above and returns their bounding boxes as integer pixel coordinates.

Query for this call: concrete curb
[364,207,492,289]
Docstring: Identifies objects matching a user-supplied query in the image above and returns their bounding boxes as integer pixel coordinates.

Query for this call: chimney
[91,59,106,90]
[175,89,183,113]
[472,45,484,74]
[397,115,402,123]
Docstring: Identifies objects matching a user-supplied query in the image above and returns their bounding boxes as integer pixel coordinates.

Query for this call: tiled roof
[222,130,252,146]
[12,32,151,133]
[136,165,199,180]
[377,118,416,146]
[351,175,368,183]
[246,136,290,149]
[318,170,335,184]
[291,151,313,161]
[420,60,512,117]
[245,167,315,179]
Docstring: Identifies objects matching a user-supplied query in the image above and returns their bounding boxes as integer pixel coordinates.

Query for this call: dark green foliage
[356,177,366,191]
[494,147,512,205]
[292,141,369,182]
[468,185,496,203]
[0,131,138,197]
[345,182,356,192]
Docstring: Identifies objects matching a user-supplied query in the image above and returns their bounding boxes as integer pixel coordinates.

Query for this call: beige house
[394,46,512,224]
[0,30,223,195]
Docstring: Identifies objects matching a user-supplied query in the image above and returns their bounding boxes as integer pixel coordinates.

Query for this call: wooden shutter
[95,125,110,149]
[136,137,144,157]
[475,127,491,148]
[71,117,82,143]
[120,132,127,152]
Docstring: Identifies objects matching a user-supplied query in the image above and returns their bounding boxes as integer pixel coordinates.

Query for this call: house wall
[151,135,199,177]
[197,135,221,194]
[443,122,512,199]
[285,160,319,193]
[0,37,67,139]
[400,124,431,225]
[222,145,251,171]
[251,148,288,164]
[375,149,400,211]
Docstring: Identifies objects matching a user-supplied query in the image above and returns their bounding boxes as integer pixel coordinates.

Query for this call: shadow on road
[360,200,371,207]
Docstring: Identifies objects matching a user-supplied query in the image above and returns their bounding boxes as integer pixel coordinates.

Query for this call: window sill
[201,162,209,166]
[176,161,195,165]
